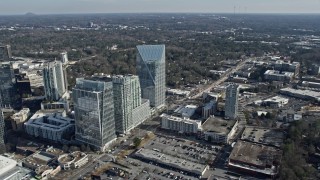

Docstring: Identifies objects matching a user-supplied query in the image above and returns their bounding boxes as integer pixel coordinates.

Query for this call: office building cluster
[0,44,166,151]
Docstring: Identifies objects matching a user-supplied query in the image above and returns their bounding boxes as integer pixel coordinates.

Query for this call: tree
[265,112,271,119]
[133,137,142,148]
[62,145,69,152]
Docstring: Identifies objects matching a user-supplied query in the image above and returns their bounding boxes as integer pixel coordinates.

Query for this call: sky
[0,0,320,15]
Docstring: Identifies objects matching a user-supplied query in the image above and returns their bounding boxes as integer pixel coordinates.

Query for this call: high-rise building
[73,78,116,150]
[43,61,67,101]
[0,45,12,61]
[136,45,166,108]
[0,62,16,108]
[224,83,239,119]
[112,75,150,134]
[60,52,68,64]
[0,95,5,153]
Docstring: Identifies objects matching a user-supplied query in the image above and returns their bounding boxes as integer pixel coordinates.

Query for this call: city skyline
[0,0,320,15]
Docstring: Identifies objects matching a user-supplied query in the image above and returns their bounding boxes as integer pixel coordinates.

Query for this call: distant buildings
[0,45,12,61]
[43,61,67,101]
[161,114,202,134]
[112,75,150,134]
[274,60,300,77]
[136,45,166,108]
[0,62,17,107]
[224,83,239,119]
[60,52,68,64]
[280,87,320,102]
[24,109,74,142]
[258,96,289,108]
[264,70,294,82]
[73,78,116,150]
[0,96,5,153]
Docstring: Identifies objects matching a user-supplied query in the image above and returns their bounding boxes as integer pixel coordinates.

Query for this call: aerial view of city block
[0,0,320,180]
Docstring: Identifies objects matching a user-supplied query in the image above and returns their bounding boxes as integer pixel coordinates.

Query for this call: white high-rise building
[224,83,239,119]
[43,61,67,101]
[136,45,166,108]
[112,75,150,134]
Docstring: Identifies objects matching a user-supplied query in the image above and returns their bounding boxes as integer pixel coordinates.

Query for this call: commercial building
[58,151,88,170]
[201,117,238,144]
[0,62,16,107]
[11,108,30,131]
[73,78,116,150]
[302,81,320,89]
[135,148,209,176]
[0,155,31,180]
[136,45,166,108]
[0,96,5,153]
[280,87,320,102]
[224,83,239,119]
[228,140,282,177]
[261,96,289,108]
[112,75,150,134]
[0,45,12,61]
[24,109,74,142]
[161,114,202,134]
[43,61,67,101]
[264,70,294,82]
[173,104,198,118]
[166,88,190,97]
[274,60,300,76]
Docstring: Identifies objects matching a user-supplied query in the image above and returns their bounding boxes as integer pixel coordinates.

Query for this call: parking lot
[144,135,221,165]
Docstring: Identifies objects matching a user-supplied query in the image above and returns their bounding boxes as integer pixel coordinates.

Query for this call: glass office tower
[136,45,166,108]
[73,78,116,150]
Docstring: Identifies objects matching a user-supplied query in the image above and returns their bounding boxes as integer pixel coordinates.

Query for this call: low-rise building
[228,140,282,177]
[161,114,202,134]
[173,105,198,118]
[201,117,238,144]
[280,87,320,102]
[24,110,75,142]
[135,148,209,176]
[264,70,294,82]
[261,96,289,108]
[58,151,88,170]
[301,81,320,89]
[166,88,190,97]
[11,108,30,131]
[0,155,31,180]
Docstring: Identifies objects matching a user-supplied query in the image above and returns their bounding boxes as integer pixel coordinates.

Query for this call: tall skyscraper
[43,61,67,101]
[0,62,16,108]
[224,83,239,119]
[0,45,12,61]
[112,75,150,134]
[73,78,116,150]
[0,95,5,153]
[136,45,166,108]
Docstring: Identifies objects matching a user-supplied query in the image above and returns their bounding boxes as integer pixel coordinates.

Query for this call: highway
[191,58,252,99]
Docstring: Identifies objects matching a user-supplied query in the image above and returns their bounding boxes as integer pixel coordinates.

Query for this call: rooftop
[174,105,198,118]
[202,117,236,135]
[0,155,17,175]
[135,148,208,175]
[229,140,282,175]
[263,96,289,103]
[241,127,284,147]
[137,45,165,62]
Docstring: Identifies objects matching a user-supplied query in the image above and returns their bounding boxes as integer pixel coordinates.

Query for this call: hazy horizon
[1,0,320,15]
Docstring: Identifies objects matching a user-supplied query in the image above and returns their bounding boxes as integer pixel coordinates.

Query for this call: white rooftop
[0,155,17,176]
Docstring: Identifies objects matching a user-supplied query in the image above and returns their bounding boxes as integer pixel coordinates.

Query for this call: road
[69,153,114,180]
[191,58,252,99]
